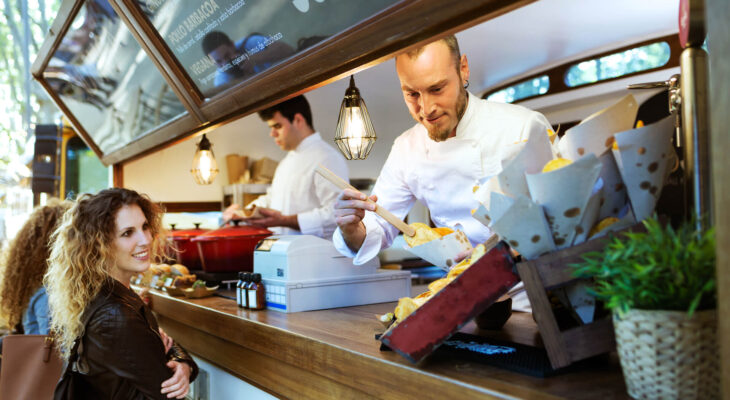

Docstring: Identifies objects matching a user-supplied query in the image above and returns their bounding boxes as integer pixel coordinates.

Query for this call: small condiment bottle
[236,272,245,308]
[248,273,266,310]
[242,272,252,309]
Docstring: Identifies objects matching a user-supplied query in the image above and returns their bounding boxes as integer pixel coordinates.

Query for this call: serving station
[147,286,629,399]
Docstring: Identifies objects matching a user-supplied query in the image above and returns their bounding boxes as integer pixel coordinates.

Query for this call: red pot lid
[191,225,272,241]
[169,223,209,239]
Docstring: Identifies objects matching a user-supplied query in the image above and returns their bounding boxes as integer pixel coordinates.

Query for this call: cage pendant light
[190,134,219,185]
[334,76,377,160]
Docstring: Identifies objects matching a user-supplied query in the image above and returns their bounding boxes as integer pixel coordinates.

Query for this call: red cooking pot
[168,223,209,270]
[191,223,272,272]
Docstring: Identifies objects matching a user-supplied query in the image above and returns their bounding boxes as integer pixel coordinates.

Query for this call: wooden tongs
[315,164,416,237]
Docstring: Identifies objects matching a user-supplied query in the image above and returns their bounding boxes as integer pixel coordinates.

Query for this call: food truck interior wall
[122,0,678,203]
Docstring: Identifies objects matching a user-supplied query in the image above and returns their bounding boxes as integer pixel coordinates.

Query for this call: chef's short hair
[258,95,314,130]
[399,35,461,71]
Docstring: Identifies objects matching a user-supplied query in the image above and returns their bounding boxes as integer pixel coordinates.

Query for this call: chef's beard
[425,87,468,142]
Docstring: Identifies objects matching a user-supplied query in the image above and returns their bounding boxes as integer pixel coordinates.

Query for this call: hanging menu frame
[32,0,534,166]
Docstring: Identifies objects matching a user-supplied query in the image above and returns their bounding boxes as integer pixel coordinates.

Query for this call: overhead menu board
[138,0,399,97]
[42,0,188,156]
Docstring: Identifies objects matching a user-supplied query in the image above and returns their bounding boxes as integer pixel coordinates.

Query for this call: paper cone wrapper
[597,151,628,219]
[526,154,602,249]
[497,126,554,198]
[558,94,639,160]
[473,175,502,212]
[491,196,556,260]
[612,115,674,222]
[471,203,491,228]
[573,179,603,246]
[588,210,637,241]
[488,191,516,223]
[405,228,473,271]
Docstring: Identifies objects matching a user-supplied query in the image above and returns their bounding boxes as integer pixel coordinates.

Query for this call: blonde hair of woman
[45,188,166,355]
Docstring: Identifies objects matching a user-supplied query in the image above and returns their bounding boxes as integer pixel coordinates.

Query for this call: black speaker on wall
[31,124,62,206]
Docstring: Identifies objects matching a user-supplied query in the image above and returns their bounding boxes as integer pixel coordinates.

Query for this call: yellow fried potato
[428,277,453,294]
[404,222,441,247]
[547,128,557,144]
[432,227,454,236]
[447,264,470,279]
[394,297,420,321]
[414,291,432,300]
[588,217,620,238]
[542,158,573,173]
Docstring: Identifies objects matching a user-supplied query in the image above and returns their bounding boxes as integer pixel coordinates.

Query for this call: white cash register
[253,235,411,313]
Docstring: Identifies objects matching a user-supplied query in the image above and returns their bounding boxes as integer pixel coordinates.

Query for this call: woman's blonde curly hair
[0,199,72,330]
[45,188,167,357]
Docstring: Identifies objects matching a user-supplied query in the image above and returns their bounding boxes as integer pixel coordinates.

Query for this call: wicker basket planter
[613,308,719,399]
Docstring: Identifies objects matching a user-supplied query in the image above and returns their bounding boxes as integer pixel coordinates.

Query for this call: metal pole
[679,46,713,229]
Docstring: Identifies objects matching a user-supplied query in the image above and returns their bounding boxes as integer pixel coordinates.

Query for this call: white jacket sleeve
[333,139,416,264]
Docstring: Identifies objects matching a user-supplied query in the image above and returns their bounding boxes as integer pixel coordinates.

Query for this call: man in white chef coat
[224,95,348,239]
[332,35,552,309]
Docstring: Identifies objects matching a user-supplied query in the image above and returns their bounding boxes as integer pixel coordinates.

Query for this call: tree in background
[1,0,62,181]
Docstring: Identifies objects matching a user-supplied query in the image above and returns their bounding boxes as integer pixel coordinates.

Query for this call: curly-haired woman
[45,188,197,399]
[0,198,71,334]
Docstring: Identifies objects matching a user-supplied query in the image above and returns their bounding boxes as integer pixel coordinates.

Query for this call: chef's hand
[222,203,243,224]
[334,188,377,251]
[453,248,473,265]
[161,360,191,399]
[248,207,299,230]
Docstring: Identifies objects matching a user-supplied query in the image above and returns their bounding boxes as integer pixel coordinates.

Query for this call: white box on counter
[263,270,411,313]
[254,235,411,312]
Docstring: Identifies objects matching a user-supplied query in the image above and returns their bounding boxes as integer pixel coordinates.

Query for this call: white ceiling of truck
[457,0,679,93]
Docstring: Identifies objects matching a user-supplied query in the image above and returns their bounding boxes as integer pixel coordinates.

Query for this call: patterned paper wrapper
[612,116,674,222]
[405,228,473,271]
[497,126,554,198]
[490,195,556,260]
[557,94,639,160]
[597,151,628,219]
[572,179,604,246]
[525,154,603,249]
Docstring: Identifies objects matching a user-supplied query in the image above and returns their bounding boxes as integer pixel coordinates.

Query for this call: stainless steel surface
[680,46,713,229]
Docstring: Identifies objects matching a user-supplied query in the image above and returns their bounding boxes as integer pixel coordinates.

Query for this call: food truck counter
[147,288,629,399]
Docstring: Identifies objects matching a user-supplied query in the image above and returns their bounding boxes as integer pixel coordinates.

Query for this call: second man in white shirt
[224,95,348,239]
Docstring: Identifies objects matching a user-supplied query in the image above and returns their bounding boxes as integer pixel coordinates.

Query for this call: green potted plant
[573,216,718,399]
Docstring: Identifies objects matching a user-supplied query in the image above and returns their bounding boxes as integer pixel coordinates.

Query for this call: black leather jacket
[71,279,198,399]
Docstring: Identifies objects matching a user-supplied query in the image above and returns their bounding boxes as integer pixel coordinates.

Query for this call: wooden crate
[516,236,617,369]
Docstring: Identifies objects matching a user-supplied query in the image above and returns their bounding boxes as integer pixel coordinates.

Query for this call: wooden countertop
[148,288,628,399]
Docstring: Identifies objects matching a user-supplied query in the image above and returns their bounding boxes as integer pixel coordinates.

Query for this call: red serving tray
[380,242,519,363]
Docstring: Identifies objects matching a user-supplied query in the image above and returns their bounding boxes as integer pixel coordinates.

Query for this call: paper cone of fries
[490,195,556,260]
[405,227,473,271]
[558,94,639,160]
[497,126,554,198]
[525,154,603,249]
[596,151,628,219]
[572,179,603,246]
[612,115,675,221]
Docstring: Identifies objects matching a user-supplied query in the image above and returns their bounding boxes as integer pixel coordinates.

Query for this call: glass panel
[139,0,400,98]
[565,42,671,87]
[43,0,187,155]
[486,75,549,103]
[64,136,110,199]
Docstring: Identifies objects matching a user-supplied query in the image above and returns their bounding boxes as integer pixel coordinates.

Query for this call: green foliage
[572,217,716,316]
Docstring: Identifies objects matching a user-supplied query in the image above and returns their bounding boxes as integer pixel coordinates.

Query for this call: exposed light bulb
[334,75,376,160]
[191,134,219,185]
